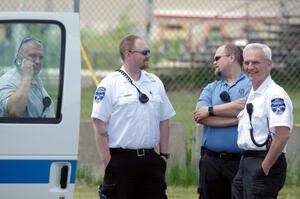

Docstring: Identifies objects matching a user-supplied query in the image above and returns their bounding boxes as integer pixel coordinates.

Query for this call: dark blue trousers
[99,149,167,199]
[232,154,286,199]
[198,155,240,199]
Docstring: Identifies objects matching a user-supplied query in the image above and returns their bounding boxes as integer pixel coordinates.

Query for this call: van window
[0,21,65,123]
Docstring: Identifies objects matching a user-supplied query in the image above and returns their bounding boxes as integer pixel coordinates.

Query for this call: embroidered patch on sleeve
[271,98,286,115]
[94,87,106,103]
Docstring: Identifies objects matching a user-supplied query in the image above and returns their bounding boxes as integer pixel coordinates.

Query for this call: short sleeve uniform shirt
[237,76,293,152]
[91,67,176,149]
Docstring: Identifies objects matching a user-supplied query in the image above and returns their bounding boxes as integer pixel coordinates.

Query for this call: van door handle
[60,165,69,189]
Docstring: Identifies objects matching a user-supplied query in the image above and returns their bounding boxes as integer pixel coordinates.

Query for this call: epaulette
[144,72,156,82]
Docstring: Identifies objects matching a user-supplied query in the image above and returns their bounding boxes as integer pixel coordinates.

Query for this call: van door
[0,12,80,199]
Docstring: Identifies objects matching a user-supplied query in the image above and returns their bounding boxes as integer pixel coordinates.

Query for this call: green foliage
[271,67,300,92]
[152,67,216,91]
[81,86,96,121]
[158,38,185,61]
[76,166,96,185]
[0,23,61,69]
[285,161,294,186]
[285,161,300,186]
[166,164,198,186]
[81,14,137,70]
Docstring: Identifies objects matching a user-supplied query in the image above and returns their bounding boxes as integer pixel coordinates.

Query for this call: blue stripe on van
[0,160,77,183]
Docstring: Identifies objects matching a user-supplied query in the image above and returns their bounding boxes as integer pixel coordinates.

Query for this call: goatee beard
[214,70,221,77]
[140,62,149,70]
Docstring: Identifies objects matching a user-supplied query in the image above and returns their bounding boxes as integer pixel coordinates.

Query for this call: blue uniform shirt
[196,73,252,153]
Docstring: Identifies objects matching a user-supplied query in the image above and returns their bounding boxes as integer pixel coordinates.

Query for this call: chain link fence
[1,0,300,157]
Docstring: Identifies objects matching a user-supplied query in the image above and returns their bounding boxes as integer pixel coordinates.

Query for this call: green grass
[74,184,300,199]
[81,86,97,121]
[166,164,198,186]
[289,91,300,124]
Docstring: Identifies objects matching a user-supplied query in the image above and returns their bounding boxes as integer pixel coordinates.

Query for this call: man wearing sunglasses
[0,37,54,118]
[92,35,175,199]
[193,44,252,199]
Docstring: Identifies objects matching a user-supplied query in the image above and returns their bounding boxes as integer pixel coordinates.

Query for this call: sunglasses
[129,49,150,56]
[214,55,229,62]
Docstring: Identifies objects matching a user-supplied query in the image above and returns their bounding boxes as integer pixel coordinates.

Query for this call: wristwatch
[160,152,170,159]
[208,106,214,116]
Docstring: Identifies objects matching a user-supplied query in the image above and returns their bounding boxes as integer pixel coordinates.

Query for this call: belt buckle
[137,149,145,157]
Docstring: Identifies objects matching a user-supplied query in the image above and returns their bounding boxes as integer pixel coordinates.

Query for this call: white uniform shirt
[91,67,176,149]
[237,76,293,152]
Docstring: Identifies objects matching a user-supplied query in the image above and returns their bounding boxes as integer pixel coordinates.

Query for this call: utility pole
[74,0,80,13]
[145,0,154,44]
[245,0,250,42]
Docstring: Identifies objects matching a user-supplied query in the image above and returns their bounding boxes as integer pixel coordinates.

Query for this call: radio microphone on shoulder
[219,91,231,102]
[40,96,51,117]
[246,103,253,122]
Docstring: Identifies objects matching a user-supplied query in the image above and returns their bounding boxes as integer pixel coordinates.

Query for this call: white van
[0,12,81,199]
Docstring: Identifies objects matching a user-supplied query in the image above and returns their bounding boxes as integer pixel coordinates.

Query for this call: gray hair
[243,43,272,61]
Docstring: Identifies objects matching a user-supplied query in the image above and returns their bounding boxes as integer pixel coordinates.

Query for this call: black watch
[208,106,214,116]
[160,152,170,159]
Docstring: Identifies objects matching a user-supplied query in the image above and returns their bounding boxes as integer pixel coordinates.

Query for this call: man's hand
[194,107,209,123]
[21,59,34,81]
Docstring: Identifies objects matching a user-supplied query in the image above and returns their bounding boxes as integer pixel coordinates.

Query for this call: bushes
[151,66,300,92]
[152,67,217,91]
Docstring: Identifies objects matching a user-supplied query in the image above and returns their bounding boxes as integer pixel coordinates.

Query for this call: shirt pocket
[115,95,138,117]
[149,95,162,118]
[237,109,249,133]
[253,109,266,119]
[117,95,137,105]
[252,109,267,132]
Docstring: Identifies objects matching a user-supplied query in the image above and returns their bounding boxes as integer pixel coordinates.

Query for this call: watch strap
[208,106,214,116]
[160,152,170,159]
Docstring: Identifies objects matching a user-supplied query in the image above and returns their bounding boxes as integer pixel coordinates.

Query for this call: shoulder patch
[271,98,285,115]
[94,87,106,103]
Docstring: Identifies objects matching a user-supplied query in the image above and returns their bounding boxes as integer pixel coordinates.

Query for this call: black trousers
[232,153,286,199]
[198,154,240,199]
[99,148,167,199]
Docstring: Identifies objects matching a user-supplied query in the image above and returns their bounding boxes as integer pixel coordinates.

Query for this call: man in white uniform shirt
[232,43,293,199]
[91,35,175,199]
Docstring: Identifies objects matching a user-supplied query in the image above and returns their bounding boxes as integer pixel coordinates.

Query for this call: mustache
[144,57,150,62]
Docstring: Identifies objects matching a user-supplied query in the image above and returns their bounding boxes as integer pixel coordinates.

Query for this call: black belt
[243,150,267,158]
[110,148,155,157]
[201,147,242,161]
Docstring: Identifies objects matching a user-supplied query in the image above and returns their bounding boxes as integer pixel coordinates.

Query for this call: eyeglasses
[214,55,229,62]
[129,49,150,56]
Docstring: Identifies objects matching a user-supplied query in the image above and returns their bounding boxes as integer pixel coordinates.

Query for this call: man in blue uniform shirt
[194,44,252,199]
[232,43,293,199]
